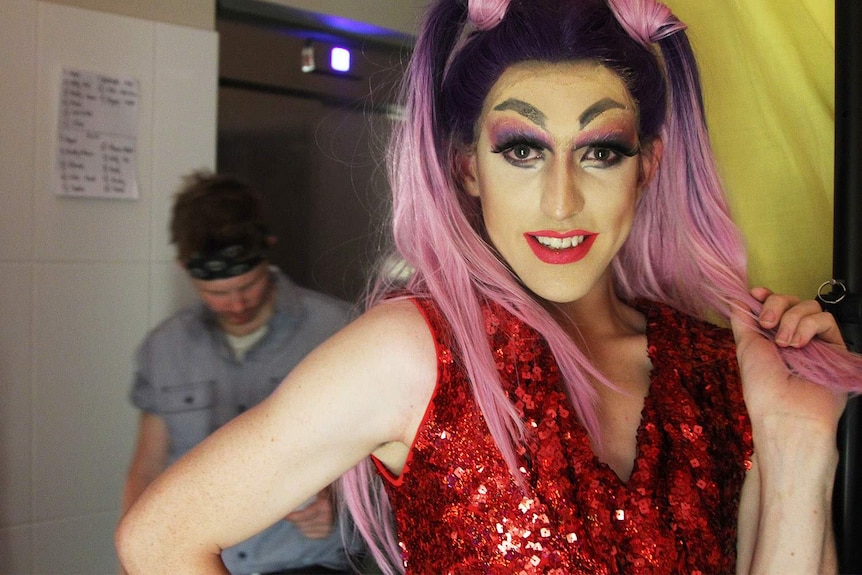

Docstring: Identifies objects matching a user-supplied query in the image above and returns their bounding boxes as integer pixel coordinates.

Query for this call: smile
[524,231,597,264]
[535,235,585,249]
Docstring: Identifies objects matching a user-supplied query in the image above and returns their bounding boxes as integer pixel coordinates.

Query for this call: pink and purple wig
[339,0,862,572]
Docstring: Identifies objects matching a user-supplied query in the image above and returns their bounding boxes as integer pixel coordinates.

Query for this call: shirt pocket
[159,379,215,413]
[159,380,217,455]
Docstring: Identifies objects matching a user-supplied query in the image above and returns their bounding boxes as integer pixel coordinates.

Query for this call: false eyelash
[490,136,547,155]
[583,138,640,157]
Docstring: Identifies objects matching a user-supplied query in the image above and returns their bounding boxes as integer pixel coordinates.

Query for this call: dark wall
[217,16,408,303]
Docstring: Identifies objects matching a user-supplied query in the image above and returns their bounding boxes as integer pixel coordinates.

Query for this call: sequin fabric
[373,298,753,574]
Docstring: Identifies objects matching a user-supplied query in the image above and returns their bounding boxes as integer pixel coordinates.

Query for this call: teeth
[535,235,585,250]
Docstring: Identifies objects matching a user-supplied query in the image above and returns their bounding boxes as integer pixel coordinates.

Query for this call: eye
[492,140,545,166]
[580,142,639,168]
[510,144,535,160]
[584,146,619,165]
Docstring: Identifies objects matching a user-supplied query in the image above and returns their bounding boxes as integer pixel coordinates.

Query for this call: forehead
[481,60,636,120]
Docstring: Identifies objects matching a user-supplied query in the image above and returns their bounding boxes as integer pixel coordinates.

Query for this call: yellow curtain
[664,0,835,298]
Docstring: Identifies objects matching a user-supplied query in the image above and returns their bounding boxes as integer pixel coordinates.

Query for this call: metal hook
[817,279,848,305]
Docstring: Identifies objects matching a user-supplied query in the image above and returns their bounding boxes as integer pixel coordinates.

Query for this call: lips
[524,230,597,264]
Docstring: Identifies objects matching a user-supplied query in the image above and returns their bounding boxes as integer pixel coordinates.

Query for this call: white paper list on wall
[56,67,140,200]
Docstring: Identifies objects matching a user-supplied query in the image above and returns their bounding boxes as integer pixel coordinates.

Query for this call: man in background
[121,171,357,574]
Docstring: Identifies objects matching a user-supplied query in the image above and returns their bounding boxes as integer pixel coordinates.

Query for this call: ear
[638,137,663,191]
[455,148,481,198]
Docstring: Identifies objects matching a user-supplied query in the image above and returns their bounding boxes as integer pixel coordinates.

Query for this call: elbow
[115,504,162,574]
[115,510,141,573]
[115,503,223,573]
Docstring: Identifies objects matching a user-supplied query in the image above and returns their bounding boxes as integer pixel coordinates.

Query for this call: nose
[541,157,584,221]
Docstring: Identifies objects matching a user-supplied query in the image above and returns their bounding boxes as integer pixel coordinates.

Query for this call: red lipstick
[524,230,597,264]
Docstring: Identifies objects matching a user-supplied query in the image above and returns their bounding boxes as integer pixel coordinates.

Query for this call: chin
[522,282,590,306]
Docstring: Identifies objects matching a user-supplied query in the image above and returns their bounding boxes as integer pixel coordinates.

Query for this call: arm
[121,412,169,514]
[115,300,437,574]
[737,437,838,575]
[733,288,846,575]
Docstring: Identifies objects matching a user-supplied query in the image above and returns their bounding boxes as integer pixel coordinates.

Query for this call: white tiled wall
[0,264,33,529]
[31,263,151,522]
[0,0,37,263]
[0,1,217,572]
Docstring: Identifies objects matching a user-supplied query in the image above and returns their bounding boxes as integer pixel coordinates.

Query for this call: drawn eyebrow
[579,98,627,128]
[493,98,547,127]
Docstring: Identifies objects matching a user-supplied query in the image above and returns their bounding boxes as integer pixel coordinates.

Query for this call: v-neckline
[590,383,656,487]
[586,304,659,488]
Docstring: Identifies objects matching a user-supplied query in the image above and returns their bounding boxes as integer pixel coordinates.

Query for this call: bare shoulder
[279,298,438,447]
[351,299,440,467]
[300,297,433,359]
[354,298,435,361]
[312,298,434,364]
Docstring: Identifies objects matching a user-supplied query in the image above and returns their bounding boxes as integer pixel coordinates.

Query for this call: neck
[545,276,652,403]
[542,277,645,345]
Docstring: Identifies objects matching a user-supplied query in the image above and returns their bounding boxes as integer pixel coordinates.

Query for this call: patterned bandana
[185,243,265,280]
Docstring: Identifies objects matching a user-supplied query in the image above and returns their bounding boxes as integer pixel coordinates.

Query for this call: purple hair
[339,0,862,572]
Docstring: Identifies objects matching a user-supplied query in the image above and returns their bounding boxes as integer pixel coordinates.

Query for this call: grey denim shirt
[131,268,355,574]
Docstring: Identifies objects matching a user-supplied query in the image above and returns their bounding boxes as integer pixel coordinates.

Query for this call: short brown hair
[170,171,268,264]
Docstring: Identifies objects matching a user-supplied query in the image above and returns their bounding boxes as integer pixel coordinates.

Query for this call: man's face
[190,262,274,336]
[461,61,651,306]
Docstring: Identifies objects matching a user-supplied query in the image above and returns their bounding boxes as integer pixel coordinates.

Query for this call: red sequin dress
[372,298,753,574]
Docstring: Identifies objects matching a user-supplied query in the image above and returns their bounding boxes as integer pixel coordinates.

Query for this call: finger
[783,311,845,348]
[297,523,334,539]
[749,286,774,303]
[285,499,320,521]
[771,299,820,346]
[286,500,335,539]
[285,495,332,522]
[288,509,333,539]
[757,291,801,330]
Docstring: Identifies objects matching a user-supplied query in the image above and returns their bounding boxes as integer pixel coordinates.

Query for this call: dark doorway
[216,4,410,303]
